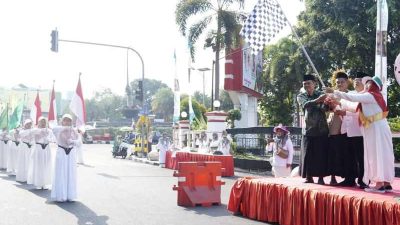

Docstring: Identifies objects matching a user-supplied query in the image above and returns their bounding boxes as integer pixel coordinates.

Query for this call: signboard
[242,44,264,94]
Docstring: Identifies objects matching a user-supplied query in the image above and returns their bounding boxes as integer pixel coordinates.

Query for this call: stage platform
[228,177,400,225]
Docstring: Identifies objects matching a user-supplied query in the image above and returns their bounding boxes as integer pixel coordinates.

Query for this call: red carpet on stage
[228,177,400,225]
[165,151,234,177]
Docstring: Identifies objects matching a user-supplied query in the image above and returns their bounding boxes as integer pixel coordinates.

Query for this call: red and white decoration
[30,92,42,125]
[69,76,86,129]
[48,82,57,127]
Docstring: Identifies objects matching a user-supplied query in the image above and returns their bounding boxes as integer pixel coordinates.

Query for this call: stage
[228,177,400,225]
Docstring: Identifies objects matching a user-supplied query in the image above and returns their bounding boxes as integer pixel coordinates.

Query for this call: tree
[180,97,207,129]
[86,88,124,121]
[130,78,169,111]
[219,90,234,111]
[175,0,244,100]
[151,87,174,121]
[193,91,211,109]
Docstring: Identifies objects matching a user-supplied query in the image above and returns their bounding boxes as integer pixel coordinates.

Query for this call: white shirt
[270,138,294,167]
[339,91,362,137]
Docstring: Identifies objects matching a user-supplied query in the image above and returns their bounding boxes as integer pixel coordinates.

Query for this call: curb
[130,156,160,166]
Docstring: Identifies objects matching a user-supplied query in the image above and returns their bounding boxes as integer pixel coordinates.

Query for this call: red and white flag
[30,91,42,125]
[48,82,57,127]
[69,75,86,129]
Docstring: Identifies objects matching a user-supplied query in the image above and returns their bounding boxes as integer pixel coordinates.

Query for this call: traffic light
[135,80,143,101]
[51,29,58,52]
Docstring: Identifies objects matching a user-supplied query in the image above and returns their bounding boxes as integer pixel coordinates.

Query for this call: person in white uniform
[326,76,395,193]
[28,117,56,189]
[16,119,34,182]
[157,133,170,168]
[0,128,10,170]
[197,131,210,154]
[51,114,80,202]
[217,130,232,155]
[269,124,294,178]
[7,129,20,175]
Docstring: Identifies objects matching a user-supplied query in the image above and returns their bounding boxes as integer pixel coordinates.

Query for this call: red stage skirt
[228,177,400,225]
[165,151,234,177]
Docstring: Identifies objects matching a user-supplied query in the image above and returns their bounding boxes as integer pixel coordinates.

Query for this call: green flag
[0,105,8,130]
[8,102,23,130]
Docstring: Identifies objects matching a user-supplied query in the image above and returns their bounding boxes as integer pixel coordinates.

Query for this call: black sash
[3,140,8,144]
[36,143,49,150]
[12,141,20,146]
[58,145,73,155]
[23,142,32,148]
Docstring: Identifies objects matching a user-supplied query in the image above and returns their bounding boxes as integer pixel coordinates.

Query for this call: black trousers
[301,135,329,178]
[348,136,364,182]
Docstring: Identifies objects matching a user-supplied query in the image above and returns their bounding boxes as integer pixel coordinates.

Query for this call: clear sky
[0,0,304,99]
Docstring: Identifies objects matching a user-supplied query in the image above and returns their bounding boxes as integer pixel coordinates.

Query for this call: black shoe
[384,185,393,193]
[358,181,369,189]
[318,177,325,185]
[337,180,356,187]
[304,178,314,183]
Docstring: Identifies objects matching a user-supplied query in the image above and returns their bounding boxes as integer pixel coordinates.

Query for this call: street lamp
[197,67,211,108]
[181,111,187,119]
[213,100,221,111]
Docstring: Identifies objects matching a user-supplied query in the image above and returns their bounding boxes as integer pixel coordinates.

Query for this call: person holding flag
[7,128,20,176]
[0,128,10,170]
[51,114,80,202]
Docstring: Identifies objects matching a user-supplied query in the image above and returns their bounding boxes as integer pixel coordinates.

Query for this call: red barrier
[165,151,235,177]
[172,161,225,207]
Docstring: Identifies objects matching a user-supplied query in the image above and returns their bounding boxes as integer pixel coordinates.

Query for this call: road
[0,144,268,225]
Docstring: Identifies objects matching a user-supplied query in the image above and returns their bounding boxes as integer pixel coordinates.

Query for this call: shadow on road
[97,172,120,180]
[12,182,109,225]
[49,201,110,225]
[183,203,232,217]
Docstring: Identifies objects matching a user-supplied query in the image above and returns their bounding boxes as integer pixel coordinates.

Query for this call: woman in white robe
[16,119,34,182]
[157,133,170,168]
[7,129,20,175]
[28,117,56,188]
[0,129,10,169]
[51,114,80,202]
[217,131,232,156]
[327,76,394,193]
[270,124,294,178]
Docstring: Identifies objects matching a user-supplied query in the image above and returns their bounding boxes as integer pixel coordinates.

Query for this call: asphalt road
[0,144,268,225]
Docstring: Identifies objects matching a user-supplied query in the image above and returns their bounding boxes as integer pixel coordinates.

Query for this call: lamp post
[213,100,221,111]
[197,67,210,107]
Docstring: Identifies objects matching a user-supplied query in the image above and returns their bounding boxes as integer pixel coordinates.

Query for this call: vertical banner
[173,50,181,123]
[375,0,388,101]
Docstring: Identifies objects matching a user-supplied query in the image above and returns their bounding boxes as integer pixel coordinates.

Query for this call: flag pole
[274,0,325,88]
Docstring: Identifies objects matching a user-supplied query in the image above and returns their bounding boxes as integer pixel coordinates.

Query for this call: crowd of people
[297,71,395,193]
[0,114,84,202]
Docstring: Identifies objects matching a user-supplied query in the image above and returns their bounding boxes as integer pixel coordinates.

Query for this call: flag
[0,104,8,130]
[48,82,58,127]
[30,91,42,125]
[240,0,287,54]
[69,75,86,129]
[8,102,23,130]
[173,49,181,123]
[188,95,195,124]
[375,0,388,101]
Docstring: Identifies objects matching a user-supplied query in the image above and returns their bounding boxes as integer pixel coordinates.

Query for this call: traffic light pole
[53,37,146,154]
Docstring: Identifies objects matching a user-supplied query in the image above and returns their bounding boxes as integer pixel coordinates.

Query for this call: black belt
[36,143,49,149]
[12,141,20,146]
[2,140,8,144]
[23,142,32,148]
[58,145,73,155]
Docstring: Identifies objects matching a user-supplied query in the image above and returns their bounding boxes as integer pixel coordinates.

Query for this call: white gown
[27,128,55,188]
[197,140,210,154]
[16,129,34,182]
[157,137,170,165]
[51,126,79,202]
[334,91,395,184]
[217,138,231,155]
[7,130,20,175]
[0,131,10,169]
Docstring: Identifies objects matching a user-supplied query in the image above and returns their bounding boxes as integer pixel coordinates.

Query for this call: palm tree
[175,0,244,101]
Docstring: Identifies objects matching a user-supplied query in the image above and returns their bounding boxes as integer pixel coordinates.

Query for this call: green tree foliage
[260,0,400,124]
[219,90,234,111]
[86,88,124,121]
[175,0,244,100]
[193,91,211,109]
[180,97,207,129]
[130,78,169,109]
[151,87,174,121]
